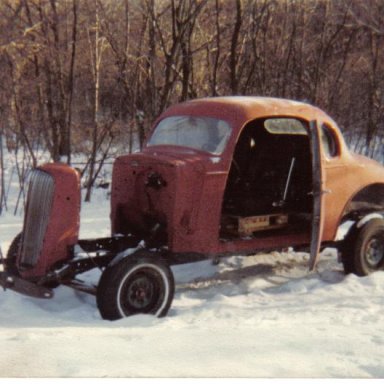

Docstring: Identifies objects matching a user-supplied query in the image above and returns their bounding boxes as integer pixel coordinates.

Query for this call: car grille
[20,169,54,268]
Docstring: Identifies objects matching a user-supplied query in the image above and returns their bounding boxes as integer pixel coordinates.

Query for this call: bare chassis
[0,231,343,301]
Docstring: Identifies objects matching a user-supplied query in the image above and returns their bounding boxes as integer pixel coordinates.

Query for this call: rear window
[147,115,232,155]
[264,118,307,135]
[321,124,339,158]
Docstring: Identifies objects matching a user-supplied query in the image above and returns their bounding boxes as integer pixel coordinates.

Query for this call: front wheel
[96,252,174,320]
[342,218,384,276]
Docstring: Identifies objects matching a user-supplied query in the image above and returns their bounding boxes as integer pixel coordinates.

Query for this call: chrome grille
[20,169,54,268]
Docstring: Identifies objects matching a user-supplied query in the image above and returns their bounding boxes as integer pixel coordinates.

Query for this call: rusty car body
[2,96,384,320]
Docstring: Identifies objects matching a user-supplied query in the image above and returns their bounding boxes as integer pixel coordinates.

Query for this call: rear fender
[341,183,384,223]
[336,183,384,244]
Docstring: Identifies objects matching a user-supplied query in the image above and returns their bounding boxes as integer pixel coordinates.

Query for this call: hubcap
[119,267,164,315]
[126,275,155,309]
[365,238,384,268]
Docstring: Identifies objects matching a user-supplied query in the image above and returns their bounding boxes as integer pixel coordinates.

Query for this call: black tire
[96,252,174,320]
[5,233,22,276]
[342,218,384,276]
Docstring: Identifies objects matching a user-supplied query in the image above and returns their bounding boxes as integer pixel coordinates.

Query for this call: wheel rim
[365,237,384,268]
[119,267,165,315]
[126,274,155,310]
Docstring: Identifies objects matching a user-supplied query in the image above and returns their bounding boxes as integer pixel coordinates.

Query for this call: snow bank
[0,189,383,378]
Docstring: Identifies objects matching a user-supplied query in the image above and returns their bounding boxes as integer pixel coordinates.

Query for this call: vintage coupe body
[2,96,384,320]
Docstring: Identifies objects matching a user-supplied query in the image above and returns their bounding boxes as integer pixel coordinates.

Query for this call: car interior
[220,117,314,239]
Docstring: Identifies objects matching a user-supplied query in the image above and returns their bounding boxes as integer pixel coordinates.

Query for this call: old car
[1,96,384,320]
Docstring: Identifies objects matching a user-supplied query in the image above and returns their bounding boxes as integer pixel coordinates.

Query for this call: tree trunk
[229,0,243,94]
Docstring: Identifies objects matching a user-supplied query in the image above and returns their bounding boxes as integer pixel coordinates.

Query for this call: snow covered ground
[0,188,384,378]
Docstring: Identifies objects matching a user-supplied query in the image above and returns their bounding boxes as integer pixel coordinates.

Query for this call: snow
[356,213,384,228]
[0,189,384,378]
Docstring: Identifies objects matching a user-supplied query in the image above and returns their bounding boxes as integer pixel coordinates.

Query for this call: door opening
[220,117,313,239]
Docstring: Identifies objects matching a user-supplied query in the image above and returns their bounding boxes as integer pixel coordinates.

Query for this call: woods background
[0,0,383,206]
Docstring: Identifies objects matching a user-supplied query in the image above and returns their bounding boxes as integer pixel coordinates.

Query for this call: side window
[321,124,338,158]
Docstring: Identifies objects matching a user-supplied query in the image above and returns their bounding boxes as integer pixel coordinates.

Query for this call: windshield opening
[147,115,232,155]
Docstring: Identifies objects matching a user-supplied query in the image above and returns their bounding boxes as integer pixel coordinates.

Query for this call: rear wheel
[97,252,174,320]
[342,218,384,276]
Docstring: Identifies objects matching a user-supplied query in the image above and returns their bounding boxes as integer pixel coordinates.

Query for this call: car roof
[158,96,335,128]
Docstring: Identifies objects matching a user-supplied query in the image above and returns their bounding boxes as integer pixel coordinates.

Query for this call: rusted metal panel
[109,97,384,261]
[19,163,81,279]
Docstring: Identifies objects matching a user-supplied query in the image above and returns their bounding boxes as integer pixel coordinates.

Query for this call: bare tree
[229,0,243,94]
[1,0,384,214]
[84,0,109,202]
